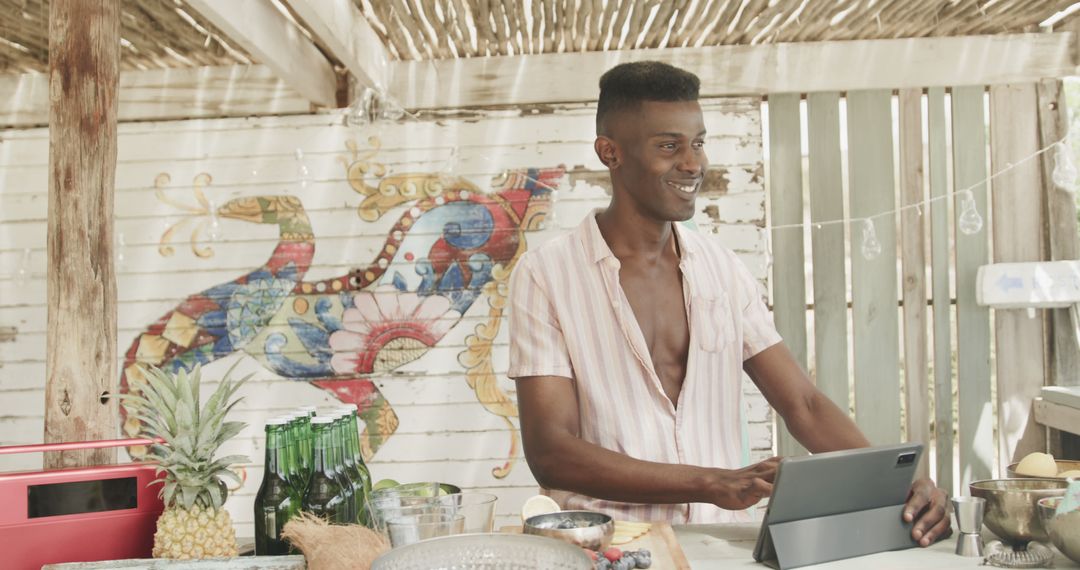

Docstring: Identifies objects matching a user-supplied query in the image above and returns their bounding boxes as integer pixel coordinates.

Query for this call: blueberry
[638,549,651,557]
[595,558,611,570]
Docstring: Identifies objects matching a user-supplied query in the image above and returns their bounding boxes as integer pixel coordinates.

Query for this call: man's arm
[744,342,950,546]
[516,374,779,510]
[743,343,869,452]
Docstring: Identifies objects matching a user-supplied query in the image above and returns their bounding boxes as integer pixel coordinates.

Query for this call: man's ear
[594,136,620,169]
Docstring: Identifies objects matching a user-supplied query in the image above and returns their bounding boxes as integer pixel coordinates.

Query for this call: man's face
[605,100,708,222]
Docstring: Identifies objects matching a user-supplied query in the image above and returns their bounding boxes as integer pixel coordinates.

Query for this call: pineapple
[121,363,250,559]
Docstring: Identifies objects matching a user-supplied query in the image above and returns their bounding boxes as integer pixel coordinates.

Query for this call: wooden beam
[989,83,1047,467]
[389,33,1076,109]
[898,87,930,480]
[0,65,312,128]
[283,0,391,92]
[1034,398,1080,437]
[45,0,120,468]
[184,0,338,108]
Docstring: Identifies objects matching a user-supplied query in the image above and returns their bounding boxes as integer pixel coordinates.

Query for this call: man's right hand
[709,456,781,510]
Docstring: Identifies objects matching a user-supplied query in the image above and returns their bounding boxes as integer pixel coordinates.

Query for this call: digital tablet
[752,443,923,569]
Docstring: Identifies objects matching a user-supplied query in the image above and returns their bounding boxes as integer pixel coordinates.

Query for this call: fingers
[915,510,952,547]
[903,479,934,523]
[745,477,774,501]
[909,487,950,546]
[749,457,781,482]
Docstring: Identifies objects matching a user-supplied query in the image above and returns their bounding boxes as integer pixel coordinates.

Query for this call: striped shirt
[508,211,782,524]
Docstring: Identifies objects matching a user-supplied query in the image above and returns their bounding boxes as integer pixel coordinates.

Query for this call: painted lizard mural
[121,137,564,478]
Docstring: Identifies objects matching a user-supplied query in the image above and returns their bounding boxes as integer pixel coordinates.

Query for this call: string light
[295,148,311,189]
[346,87,409,127]
[957,190,984,236]
[1052,141,1077,192]
[769,135,1064,234]
[860,219,882,260]
[116,232,127,270]
[206,201,223,242]
[15,248,30,286]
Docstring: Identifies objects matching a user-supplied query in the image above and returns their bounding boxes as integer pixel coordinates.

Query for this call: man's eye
[692,141,705,149]
[660,143,677,151]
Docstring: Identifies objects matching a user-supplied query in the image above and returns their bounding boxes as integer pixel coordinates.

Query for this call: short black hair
[596,61,701,136]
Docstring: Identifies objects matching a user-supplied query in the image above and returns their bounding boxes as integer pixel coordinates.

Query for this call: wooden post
[44,0,121,468]
[1038,78,1080,458]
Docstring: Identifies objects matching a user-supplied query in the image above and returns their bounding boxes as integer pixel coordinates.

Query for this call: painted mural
[120,137,565,479]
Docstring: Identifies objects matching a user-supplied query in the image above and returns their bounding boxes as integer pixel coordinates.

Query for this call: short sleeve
[731,254,783,361]
[507,253,574,379]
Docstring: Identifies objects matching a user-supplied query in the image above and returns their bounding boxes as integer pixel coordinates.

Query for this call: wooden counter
[674,523,1080,569]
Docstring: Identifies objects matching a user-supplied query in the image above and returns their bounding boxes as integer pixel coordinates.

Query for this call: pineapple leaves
[215,468,241,486]
[207,480,223,510]
[124,363,248,511]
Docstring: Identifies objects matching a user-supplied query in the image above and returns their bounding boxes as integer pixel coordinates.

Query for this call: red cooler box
[0,438,164,570]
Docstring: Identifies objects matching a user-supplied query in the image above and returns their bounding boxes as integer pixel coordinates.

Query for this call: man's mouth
[666,180,701,194]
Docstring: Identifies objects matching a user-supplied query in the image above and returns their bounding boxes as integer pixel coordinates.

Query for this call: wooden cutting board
[501,522,691,569]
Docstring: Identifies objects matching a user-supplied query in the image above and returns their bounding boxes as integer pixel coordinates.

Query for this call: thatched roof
[1,0,1075,73]
[356,0,1076,59]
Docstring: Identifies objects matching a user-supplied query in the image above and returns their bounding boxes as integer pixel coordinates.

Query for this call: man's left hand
[903,478,951,547]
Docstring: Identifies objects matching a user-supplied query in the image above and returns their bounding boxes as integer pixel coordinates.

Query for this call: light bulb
[116,232,127,270]
[378,93,406,122]
[345,88,377,127]
[295,148,310,189]
[1053,142,1077,192]
[958,190,984,235]
[860,219,882,260]
[15,248,30,286]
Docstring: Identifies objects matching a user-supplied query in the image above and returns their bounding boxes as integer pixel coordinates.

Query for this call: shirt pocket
[693,294,734,352]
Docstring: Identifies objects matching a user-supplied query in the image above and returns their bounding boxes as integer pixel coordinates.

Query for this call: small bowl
[523,511,614,551]
[1007,460,1080,480]
[970,479,1069,545]
[1037,497,1080,564]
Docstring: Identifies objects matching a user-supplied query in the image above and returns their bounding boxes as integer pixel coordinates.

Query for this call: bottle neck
[265,426,287,477]
[345,414,365,465]
[311,425,334,475]
[333,420,352,469]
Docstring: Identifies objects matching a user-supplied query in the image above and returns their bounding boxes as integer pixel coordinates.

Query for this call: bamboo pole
[44,0,120,469]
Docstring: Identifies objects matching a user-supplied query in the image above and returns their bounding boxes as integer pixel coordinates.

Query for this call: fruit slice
[521,495,561,522]
[372,478,400,491]
[611,520,652,545]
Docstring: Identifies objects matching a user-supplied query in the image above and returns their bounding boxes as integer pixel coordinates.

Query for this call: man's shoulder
[680,225,740,263]
[518,229,585,268]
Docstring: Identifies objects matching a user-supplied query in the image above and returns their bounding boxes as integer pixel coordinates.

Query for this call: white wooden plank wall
[0,100,769,536]
[766,86,1046,492]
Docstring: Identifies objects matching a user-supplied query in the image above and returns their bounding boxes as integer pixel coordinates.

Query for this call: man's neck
[595,203,678,264]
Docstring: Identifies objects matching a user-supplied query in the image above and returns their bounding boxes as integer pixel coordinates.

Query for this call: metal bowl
[1037,497,1080,564]
[969,479,1069,545]
[1006,460,1080,480]
[523,510,614,551]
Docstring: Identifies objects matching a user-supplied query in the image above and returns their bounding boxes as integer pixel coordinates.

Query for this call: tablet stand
[759,504,918,569]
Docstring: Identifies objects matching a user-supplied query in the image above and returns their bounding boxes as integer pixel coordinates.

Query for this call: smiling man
[507,61,950,545]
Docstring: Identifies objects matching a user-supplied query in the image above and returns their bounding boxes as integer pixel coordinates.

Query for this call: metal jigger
[952,496,986,557]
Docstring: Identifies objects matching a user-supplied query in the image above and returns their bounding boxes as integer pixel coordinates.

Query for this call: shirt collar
[579,209,699,265]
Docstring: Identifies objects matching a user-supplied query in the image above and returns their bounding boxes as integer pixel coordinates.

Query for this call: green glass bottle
[255,418,300,555]
[301,416,346,523]
[292,410,314,483]
[283,413,306,497]
[329,412,357,524]
[340,404,372,526]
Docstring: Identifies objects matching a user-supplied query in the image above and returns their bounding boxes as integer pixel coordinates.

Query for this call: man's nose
[678,148,705,175]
